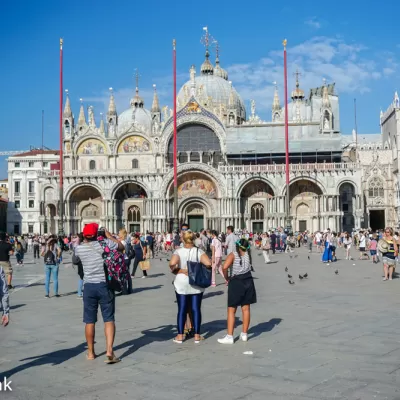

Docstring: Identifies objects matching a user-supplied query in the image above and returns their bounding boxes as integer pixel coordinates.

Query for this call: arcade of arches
[52,177,358,235]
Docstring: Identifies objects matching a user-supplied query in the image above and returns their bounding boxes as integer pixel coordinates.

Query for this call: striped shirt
[73,239,117,284]
[232,251,251,277]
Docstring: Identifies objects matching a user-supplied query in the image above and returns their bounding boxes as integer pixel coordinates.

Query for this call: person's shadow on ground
[248,318,282,339]
[0,342,87,380]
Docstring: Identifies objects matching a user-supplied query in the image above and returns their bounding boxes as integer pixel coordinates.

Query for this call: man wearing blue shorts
[73,223,124,363]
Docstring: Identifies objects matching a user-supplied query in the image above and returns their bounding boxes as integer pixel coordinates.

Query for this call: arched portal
[167,171,218,231]
[69,186,103,233]
[339,182,355,232]
[44,204,57,234]
[167,124,222,167]
[114,183,147,233]
[288,179,323,232]
[240,180,274,231]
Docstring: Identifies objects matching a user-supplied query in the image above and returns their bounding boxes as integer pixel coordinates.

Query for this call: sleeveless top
[383,239,396,259]
[232,252,251,277]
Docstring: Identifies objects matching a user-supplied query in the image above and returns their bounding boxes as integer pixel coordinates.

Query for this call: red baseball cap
[82,223,99,238]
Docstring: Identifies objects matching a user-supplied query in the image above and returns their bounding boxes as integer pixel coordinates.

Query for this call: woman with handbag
[131,234,148,278]
[261,233,271,264]
[218,238,257,345]
[169,231,212,344]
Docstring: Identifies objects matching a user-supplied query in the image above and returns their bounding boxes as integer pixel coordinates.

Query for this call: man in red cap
[73,223,124,363]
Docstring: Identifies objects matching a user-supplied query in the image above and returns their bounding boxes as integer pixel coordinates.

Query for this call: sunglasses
[181,228,188,231]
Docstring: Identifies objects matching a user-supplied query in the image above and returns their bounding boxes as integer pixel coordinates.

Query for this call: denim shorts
[370,250,377,255]
[83,282,115,324]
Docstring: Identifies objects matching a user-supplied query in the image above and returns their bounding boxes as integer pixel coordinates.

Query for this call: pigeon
[308,255,310,260]
[335,270,339,275]
[303,273,308,278]
[289,255,293,259]
[294,254,298,258]
[285,267,288,272]
[289,280,295,285]
[288,274,292,279]
[299,274,304,280]
[258,253,262,256]
[167,259,170,262]
[160,259,162,261]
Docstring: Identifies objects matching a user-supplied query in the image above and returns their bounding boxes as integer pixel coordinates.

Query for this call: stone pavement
[1,246,400,400]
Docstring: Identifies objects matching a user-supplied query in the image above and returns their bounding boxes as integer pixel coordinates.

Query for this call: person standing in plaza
[0,233,14,290]
[218,238,257,344]
[130,234,148,278]
[211,230,224,287]
[72,223,123,363]
[225,226,238,256]
[0,265,9,327]
[381,227,398,281]
[33,235,40,259]
[270,231,276,254]
[42,237,62,298]
[369,234,378,263]
[261,233,271,264]
[169,231,212,344]
[15,239,24,265]
[343,232,352,260]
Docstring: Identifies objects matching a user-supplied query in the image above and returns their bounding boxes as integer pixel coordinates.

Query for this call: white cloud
[305,17,321,30]
[226,36,397,115]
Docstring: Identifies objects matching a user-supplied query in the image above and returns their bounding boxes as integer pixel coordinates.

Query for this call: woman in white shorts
[343,233,352,260]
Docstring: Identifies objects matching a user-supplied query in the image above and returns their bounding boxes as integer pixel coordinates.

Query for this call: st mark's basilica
[8,36,398,235]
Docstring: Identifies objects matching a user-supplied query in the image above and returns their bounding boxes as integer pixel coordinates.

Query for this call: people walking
[131,234,148,278]
[0,265,9,327]
[381,227,398,281]
[33,235,40,259]
[0,233,14,290]
[72,223,123,363]
[42,237,62,298]
[218,238,257,344]
[169,231,212,344]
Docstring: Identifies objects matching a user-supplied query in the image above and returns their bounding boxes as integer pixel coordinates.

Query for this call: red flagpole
[283,39,290,229]
[59,38,64,235]
[173,39,178,230]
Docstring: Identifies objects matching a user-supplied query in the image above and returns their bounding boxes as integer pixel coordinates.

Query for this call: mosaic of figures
[77,139,106,155]
[176,174,217,198]
[118,136,151,153]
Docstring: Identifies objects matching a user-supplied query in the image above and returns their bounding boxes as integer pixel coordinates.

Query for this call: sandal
[86,353,96,360]
[104,354,121,364]
[173,336,184,344]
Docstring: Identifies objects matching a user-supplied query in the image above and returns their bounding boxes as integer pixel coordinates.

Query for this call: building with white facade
[7,150,59,234]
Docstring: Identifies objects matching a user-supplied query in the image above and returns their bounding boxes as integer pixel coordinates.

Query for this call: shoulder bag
[187,248,211,288]
[139,241,151,271]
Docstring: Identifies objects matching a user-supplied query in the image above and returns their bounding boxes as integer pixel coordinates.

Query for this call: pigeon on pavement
[289,280,295,285]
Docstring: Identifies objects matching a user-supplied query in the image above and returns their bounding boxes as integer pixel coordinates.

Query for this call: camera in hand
[97,227,106,238]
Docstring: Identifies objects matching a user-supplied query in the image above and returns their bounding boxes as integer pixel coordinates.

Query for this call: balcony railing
[39,167,171,178]
[38,162,360,178]
[217,162,359,173]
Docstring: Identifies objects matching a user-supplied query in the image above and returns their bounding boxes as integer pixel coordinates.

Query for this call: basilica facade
[7,47,398,235]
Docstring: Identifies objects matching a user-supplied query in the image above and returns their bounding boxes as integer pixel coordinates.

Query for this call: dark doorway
[129,223,140,233]
[339,183,356,232]
[252,222,263,232]
[370,210,385,231]
[188,216,204,233]
[299,220,307,232]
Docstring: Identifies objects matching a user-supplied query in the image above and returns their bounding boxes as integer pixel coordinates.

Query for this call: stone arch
[336,179,359,195]
[65,182,104,202]
[42,185,57,203]
[168,171,218,200]
[251,203,265,220]
[236,177,276,198]
[281,177,325,197]
[161,163,226,198]
[178,196,215,231]
[110,180,149,200]
[368,176,385,198]
[160,114,226,155]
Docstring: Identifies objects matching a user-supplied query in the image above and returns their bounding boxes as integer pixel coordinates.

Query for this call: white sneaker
[142,276,147,279]
[240,333,248,342]
[218,335,234,344]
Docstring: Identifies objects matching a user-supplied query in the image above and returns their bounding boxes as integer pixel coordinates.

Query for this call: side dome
[177,74,246,121]
[118,88,152,134]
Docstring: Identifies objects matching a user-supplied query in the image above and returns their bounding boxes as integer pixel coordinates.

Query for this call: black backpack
[125,239,135,260]
[44,249,56,265]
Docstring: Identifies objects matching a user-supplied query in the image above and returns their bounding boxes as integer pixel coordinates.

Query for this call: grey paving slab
[3,246,400,399]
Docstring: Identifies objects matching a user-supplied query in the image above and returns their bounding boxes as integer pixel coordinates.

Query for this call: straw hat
[378,239,389,253]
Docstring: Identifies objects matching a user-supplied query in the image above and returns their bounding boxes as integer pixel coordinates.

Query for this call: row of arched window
[88,159,139,170]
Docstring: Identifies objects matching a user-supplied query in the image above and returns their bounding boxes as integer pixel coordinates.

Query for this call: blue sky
[1,0,398,176]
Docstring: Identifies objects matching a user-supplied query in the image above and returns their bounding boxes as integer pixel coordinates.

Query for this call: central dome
[178,73,246,121]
